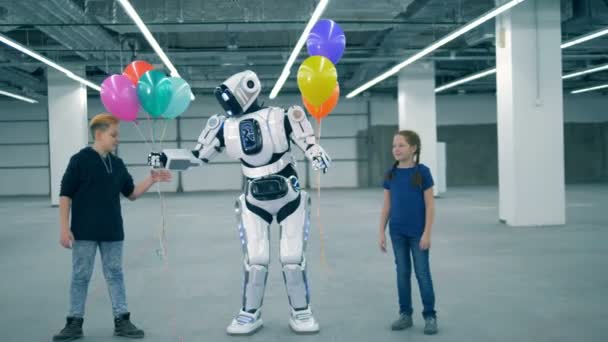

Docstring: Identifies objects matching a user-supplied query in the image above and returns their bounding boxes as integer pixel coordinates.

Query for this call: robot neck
[244,99,263,114]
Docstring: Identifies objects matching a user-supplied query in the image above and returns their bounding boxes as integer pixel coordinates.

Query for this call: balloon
[297,56,337,106]
[162,77,192,119]
[100,74,139,122]
[303,84,339,122]
[123,60,154,85]
[306,19,346,64]
[137,70,173,117]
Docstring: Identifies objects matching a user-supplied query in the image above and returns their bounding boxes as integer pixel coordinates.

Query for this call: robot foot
[289,307,320,334]
[226,310,263,336]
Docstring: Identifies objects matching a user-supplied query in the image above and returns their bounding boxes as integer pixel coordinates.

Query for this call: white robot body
[149,70,327,335]
[223,106,289,167]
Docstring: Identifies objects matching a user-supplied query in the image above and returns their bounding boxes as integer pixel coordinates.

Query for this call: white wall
[436,93,608,125]
[0,101,49,196]
[1,92,606,196]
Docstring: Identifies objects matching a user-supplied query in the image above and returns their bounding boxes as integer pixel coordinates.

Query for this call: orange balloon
[123,60,154,85]
[303,84,340,122]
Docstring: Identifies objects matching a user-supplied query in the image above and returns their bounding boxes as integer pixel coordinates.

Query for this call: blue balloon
[306,19,346,64]
[162,77,192,119]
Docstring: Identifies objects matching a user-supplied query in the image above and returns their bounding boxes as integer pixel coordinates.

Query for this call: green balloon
[137,70,173,117]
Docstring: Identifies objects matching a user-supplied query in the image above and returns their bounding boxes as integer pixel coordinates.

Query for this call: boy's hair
[385,130,423,188]
[89,113,119,139]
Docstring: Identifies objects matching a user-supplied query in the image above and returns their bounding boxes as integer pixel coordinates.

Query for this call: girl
[378,130,438,335]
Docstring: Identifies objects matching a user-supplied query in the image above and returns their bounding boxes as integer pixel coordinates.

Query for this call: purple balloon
[100,74,139,122]
[306,19,346,64]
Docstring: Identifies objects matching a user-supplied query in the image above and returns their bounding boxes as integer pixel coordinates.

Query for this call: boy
[53,113,171,341]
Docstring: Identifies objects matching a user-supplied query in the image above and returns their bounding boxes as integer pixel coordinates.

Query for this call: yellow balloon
[297,56,338,106]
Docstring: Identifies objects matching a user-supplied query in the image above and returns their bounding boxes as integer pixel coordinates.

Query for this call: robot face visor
[248,175,289,201]
[214,84,244,117]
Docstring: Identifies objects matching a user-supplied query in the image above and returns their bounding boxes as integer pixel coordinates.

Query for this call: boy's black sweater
[60,147,135,241]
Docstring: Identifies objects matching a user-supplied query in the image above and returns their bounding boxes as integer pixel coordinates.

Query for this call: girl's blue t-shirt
[382,164,434,237]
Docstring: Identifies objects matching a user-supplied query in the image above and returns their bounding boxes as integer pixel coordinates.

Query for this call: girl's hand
[60,229,74,249]
[379,233,387,253]
[419,234,431,250]
[151,169,172,183]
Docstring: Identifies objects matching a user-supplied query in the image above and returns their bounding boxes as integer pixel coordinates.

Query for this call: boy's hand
[151,169,172,183]
[419,233,431,250]
[60,229,74,249]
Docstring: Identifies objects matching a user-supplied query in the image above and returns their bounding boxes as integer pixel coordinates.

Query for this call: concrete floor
[1,185,607,342]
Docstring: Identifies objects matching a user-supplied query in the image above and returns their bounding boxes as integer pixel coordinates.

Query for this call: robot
[148,70,331,335]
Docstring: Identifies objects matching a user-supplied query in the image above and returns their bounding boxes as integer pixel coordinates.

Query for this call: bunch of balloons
[298,19,346,122]
[100,60,192,122]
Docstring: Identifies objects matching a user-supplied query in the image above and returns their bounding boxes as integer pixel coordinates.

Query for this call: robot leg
[278,191,319,333]
[227,195,272,335]
[235,194,271,312]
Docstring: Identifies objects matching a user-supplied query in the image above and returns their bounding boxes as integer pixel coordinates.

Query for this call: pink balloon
[101,74,139,122]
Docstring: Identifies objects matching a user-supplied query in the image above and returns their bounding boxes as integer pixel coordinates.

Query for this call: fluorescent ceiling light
[117,0,195,100]
[435,68,497,93]
[346,0,526,98]
[562,63,608,80]
[561,27,608,49]
[571,83,608,94]
[435,25,608,92]
[0,89,38,103]
[117,0,179,77]
[0,33,101,92]
[269,0,329,99]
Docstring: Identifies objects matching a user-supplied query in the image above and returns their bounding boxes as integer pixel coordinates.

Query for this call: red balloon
[303,84,339,122]
[123,60,154,85]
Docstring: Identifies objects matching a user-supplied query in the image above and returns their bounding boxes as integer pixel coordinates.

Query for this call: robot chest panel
[224,111,286,165]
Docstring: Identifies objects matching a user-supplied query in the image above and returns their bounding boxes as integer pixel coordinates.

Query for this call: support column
[48,68,88,206]
[495,0,565,225]
[398,62,439,196]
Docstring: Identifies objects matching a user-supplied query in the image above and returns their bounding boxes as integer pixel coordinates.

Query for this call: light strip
[117,0,195,99]
[561,27,608,49]
[269,0,329,99]
[435,68,497,93]
[571,83,608,94]
[0,89,38,103]
[562,63,608,80]
[117,0,179,77]
[435,26,608,92]
[0,33,101,92]
[346,0,526,98]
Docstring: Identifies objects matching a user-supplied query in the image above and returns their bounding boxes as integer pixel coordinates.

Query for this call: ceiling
[0,0,607,101]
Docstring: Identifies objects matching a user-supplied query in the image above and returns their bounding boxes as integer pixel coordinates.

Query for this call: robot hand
[147,152,167,169]
[306,145,332,173]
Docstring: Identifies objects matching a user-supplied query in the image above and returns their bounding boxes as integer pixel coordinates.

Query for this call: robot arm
[286,106,332,173]
[148,114,226,171]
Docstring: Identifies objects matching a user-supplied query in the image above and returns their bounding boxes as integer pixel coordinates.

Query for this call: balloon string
[159,119,169,151]
[315,120,330,273]
[153,190,182,342]
[149,115,179,340]
[132,121,153,152]
[156,185,168,259]
[146,114,157,150]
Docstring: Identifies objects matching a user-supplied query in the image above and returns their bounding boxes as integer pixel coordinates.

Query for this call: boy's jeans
[69,240,128,318]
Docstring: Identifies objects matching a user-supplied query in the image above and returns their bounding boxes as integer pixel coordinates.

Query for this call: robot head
[214,70,261,116]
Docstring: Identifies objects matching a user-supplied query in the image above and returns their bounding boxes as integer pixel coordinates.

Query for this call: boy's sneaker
[424,317,438,335]
[52,317,84,341]
[391,314,413,330]
[114,312,145,339]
